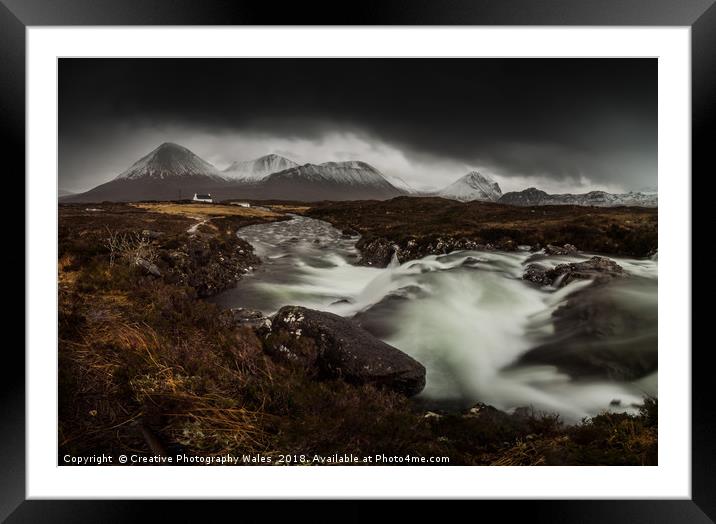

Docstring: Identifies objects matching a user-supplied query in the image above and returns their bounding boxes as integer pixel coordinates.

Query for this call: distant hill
[499,187,657,208]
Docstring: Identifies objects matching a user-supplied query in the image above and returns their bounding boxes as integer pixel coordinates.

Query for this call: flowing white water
[212,215,658,421]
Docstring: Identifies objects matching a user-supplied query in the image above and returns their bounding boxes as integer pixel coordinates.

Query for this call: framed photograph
[7,0,713,520]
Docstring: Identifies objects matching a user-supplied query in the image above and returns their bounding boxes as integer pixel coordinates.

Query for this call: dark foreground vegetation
[59,201,657,465]
[306,197,658,266]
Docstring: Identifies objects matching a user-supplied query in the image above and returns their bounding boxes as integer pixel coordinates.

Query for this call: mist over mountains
[61,142,657,207]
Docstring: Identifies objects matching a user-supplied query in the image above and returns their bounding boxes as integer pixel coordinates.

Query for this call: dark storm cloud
[59,58,656,192]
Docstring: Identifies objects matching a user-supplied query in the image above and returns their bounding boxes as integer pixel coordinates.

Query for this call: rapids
[211,215,657,421]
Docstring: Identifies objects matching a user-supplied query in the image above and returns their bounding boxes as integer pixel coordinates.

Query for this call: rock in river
[264,306,426,396]
[544,243,578,256]
[519,280,657,380]
[523,256,625,287]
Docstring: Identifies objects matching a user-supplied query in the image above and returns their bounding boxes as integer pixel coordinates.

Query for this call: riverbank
[58,201,657,465]
[304,197,658,266]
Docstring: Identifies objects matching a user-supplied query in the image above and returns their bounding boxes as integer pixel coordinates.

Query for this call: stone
[544,243,578,256]
[265,306,426,396]
[135,257,161,277]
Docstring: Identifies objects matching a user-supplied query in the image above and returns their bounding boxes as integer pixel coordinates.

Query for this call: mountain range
[60,142,656,207]
[498,187,657,207]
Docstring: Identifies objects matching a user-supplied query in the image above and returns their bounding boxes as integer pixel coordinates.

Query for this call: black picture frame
[6,0,713,521]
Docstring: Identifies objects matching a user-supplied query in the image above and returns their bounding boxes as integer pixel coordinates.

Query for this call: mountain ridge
[62,144,407,202]
[253,160,404,200]
[223,154,299,182]
[60,142,657,206]
[499,187,657,208]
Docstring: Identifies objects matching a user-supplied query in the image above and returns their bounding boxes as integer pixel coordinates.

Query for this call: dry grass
[59,276,274,458]
[58,202,658,465]
[132,202,281,219]
[489,437,567,466]
[307,196,658,257]
[265,204,312,214]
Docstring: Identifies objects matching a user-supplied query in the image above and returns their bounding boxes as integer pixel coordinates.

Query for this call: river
[211,215,657,421]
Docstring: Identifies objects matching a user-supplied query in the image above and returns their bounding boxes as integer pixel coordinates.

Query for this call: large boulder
[523,256,625,287]
[265,306,426,396]
[519,281,657,380]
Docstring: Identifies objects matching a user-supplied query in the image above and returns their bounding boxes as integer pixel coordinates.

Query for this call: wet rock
[522,263,550,285]
[519,282,657,380]
[544,243,578,256]
[135,257,161,277]
[356,237,395,266]
[523,256,625,287]
[356,235,518,268]
[265,306,426,396]
[549,256,625,287]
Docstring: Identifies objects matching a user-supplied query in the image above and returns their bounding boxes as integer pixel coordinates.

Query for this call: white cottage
[192,193,213,203]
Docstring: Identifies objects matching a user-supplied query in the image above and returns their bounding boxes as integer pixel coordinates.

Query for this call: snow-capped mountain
[59,141,658,207]
[498,188,657,208]
[222,154,299,182]
[62,145,410,202]
[636,185,658,195]
[383,172,418,194]
[116,142,225,181]
[62,143,229,202]
[266,161,397,187]
[436,171,502,202]
[253,161,405,201]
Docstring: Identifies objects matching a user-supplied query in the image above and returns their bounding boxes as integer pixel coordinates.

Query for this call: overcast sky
[59,58,657,194]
